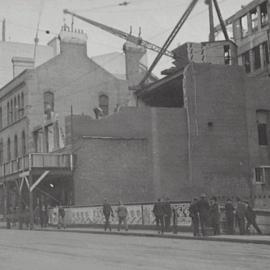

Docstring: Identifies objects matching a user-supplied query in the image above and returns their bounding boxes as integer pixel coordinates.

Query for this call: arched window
[14,97,17,121]
[99,94,109,116]
[7,137,11,161]
[7,102,9,124]
[21,92,24,116]
[44,91,54,120]
[10,99,13,123]
[0,107,2,129]
[22,131,26,155]
[14,135,18,158]
[0,139,3,164]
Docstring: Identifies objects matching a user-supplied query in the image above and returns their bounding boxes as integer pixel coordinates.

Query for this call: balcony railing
[0,153,72,178]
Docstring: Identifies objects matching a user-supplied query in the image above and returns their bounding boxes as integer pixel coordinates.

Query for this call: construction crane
[63,9,174,58]
[138,0,229,87]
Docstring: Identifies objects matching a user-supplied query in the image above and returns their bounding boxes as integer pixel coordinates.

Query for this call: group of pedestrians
[102,200,128,232]
[225,197,262,235]
[152,198,176,234]
[189,194,262,237]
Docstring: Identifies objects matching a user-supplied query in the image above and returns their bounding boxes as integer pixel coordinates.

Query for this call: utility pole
[205,0,215,42]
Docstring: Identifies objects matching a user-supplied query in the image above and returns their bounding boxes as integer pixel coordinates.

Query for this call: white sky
[0,0,251,75]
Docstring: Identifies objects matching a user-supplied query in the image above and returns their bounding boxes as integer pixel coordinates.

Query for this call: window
[14,135,18,158]
[33,129,43,153]
[21,131,26,155]
[260,1,268,27]
[7,137,11,161]
[44,91,54,120]
[262,41,269,66]
[240,15,248,38]
[0,107,2,129]
[250,8,259,32]
[10,99,13,123]
[257,110,268,146]
[7,102,9,124]
[242,51,251,73]
[14,97,17,121]
[99,94,109,116]
[224,45,231,65]
[0,140,3,164]
[17,94,21,118]
[253,45,261,70]
[255,167,270,185]
[45,124,54,152]
[21,92,24,117]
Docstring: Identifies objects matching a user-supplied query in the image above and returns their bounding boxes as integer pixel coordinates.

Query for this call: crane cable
[33,0,45,62]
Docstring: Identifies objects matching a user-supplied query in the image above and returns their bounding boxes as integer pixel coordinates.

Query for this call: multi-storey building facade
[214,0,270,77]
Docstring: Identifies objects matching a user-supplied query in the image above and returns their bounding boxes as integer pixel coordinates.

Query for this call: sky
[0,0,252,76]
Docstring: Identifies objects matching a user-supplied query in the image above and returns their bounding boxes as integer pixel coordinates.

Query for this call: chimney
[12,57,34,77]
[58,26,88,56]
[123,41,147,88]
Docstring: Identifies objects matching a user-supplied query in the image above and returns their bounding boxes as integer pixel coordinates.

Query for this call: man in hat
[189,198,199,236]
[235,197,246,235]
[102,199,114,232]
[197,193,210,236]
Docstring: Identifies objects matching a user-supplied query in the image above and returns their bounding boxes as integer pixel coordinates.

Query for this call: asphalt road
[0,229,269,270]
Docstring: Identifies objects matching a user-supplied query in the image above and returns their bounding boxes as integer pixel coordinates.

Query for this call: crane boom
[138,0,199,87]
[63,9,174,58]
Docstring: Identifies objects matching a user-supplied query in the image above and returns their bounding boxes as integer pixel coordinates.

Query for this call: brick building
[66,57,270,208]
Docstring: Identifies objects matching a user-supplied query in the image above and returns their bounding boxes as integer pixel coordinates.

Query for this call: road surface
[0,229,269,270]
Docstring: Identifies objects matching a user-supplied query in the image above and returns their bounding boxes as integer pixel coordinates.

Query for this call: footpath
[1,222,270,245]
[38,226,270,245]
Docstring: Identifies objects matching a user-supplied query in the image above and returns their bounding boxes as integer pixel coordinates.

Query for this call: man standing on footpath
[236,197,246,235]
[102,199,114,232]
[58,204,66,229]
[117,201,128,231]
[209,196,220,235]
[245,201,262,235]
[197,193,210,236]
[225,198,235,234]
[153,198,164,234]
[164,197,172,232]
[189,198,199,237]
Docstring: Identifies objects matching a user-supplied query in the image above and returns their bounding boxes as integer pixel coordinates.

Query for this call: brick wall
[183,63,251,199]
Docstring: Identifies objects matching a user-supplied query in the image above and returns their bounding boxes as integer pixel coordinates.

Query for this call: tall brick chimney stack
[59,25,88,56]
[123,41,147,88]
